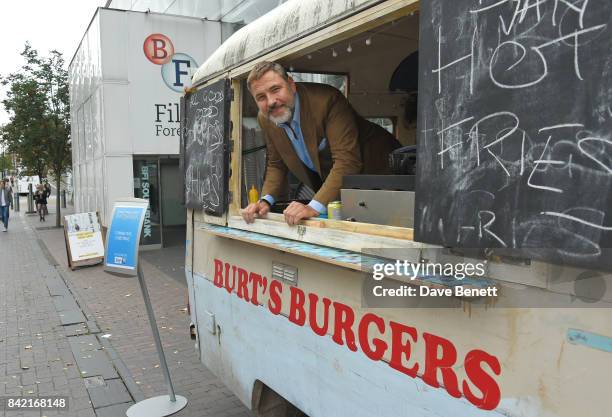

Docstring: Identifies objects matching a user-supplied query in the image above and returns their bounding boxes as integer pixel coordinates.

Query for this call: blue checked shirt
[262,93,328,214]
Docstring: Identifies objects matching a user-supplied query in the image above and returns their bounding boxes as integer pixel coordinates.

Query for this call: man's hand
[241,200,271,224]
[283,201,319,226]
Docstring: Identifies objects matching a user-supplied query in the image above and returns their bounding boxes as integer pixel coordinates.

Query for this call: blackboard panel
[179,96,186,206]
[416,1,612,270]
[183,79,230,215]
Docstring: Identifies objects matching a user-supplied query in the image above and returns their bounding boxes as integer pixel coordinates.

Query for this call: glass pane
[241,78,266,207]
[367,117,395,135]
[288,72,348,96]
[133,159,161,245]
[241,117,267,208]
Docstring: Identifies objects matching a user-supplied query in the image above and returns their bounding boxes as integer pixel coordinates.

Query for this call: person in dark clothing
[34,184,48,222]
[44,180,52,198]
[242,61,401,225]
[0,179,13,231]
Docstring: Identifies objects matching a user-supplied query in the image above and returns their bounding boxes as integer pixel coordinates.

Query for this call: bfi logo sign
[143,33,198,92]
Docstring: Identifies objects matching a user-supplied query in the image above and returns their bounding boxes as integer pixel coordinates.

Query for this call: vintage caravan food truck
[182,1,612,416]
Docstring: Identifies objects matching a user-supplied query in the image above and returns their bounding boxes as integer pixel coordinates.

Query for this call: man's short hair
[246,61,289,91]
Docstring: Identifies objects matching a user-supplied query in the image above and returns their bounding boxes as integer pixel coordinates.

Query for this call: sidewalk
[1,197,253,417]
[0,201,96,417]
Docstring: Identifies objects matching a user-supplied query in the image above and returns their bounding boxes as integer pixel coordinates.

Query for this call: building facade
[69,8,222,247]
[69,1,286,248]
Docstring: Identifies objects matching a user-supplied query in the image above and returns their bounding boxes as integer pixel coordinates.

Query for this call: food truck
[182,1,612,416]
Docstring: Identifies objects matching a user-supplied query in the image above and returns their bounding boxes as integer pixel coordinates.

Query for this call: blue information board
[104,199,149,276]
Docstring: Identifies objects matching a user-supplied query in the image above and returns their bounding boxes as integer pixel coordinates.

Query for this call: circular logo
[161,53,199,92]
[143,33,174,65]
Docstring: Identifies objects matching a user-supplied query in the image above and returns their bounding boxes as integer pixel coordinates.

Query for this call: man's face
[250,70,297,124]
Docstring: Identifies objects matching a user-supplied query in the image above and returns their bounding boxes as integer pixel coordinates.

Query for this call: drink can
[327,201,342,220]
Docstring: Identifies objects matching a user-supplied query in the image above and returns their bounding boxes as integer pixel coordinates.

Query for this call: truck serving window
[241,72,350,208]
[234,12,420,247]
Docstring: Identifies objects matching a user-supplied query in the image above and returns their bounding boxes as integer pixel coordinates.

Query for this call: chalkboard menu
[182,79,231,215]
[179,96,186,206]
[416,1,612,270]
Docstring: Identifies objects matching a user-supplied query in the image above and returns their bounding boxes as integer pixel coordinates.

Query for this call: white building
[69,1,286,247]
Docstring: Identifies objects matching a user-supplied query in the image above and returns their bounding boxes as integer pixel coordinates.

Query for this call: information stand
[63,212,105,270]
[104,198,188,417]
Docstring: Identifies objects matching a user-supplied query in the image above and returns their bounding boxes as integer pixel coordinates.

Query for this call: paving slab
[58,309,87,326]
[46,279,71,297]
[63,322,90,337]
[87,378,132,408]
[0,202,96,416]
[83,375,106,389]
[95,401,134,417]
[68,335,118,380]
[53,294,81,312]
[68,335,101,353]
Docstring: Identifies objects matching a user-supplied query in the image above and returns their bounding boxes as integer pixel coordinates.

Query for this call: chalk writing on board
[183,80,229,215]
[416,0,612,270]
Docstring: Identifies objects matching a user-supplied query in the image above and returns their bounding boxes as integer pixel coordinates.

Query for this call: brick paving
[0,197,253,417]
[0,202,95,417]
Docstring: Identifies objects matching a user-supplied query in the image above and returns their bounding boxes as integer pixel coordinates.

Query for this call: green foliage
[1,43,71,226]
[0,43,71,180]
[0,154,13,171]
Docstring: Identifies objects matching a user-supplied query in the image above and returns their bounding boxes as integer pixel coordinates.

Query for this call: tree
[0,74,49,180]
[0,152,14,177]
[1,43,71,227]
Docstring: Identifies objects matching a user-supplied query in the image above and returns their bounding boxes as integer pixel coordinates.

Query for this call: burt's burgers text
[213,258,502,411]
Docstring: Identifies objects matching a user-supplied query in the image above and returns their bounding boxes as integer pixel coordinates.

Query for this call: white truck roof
[193,0,379,84]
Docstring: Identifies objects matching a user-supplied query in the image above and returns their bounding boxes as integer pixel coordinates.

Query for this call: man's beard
[265,103,294,124]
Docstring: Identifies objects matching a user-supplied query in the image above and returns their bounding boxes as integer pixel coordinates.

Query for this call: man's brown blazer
[259,82,400,206]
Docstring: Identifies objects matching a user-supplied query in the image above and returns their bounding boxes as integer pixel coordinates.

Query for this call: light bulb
[365,37,372,46]
[347,43,352,53]
[307,54,312,60]
[332,49,338,57]
[289,66,294,71]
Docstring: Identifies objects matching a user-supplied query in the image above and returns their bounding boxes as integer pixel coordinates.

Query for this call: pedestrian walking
[34,184,48,222]
[44,180,52,198]
[4,177,13,193]
[0,179,13,231]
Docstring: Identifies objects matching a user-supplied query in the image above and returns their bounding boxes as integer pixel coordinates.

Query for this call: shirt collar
[277,92,300,128]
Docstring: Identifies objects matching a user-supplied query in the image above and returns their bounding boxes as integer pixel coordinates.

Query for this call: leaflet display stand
[63,211,105,270]
[104,198,188,417]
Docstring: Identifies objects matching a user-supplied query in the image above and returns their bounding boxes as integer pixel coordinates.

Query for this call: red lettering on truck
[389,321,419,378]
[267,279,282,315]
[289,286,306,326]
[213,258,223,288]
[358,313,387,361]
[224,264,236,294]
[422,333,461,398]
[463,349,502,410]
[331,302,358,352]
[308,293,331,336]
[209,259,503,410]
[249,272,266,306]
[237,267,250,302]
